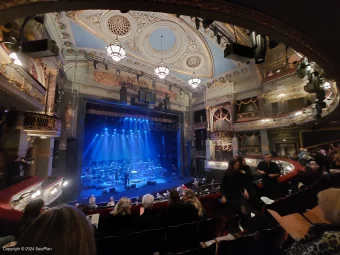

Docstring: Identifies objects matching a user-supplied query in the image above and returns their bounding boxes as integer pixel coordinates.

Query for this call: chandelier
[155,35,169,79]
[188,71,201,88]
[106,37,126,62]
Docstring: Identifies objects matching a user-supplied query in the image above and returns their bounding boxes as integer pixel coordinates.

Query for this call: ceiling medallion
[106,37,126,62]
[155,35,170,79]
[188,71,201,88]
[107,15,131,36]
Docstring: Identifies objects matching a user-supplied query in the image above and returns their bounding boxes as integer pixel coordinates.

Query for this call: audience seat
[255,226,284,255]
[217,233,258,255]
[198,217,223,242]
[166,242,216,255]
[165,221,200,253]
[96,234,133,255]
[133,227,165,254]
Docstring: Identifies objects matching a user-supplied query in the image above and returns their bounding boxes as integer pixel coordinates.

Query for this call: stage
[70,176,194,205]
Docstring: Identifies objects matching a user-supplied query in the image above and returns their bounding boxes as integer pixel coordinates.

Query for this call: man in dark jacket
[256,154,281,200]
[135,194,162,231]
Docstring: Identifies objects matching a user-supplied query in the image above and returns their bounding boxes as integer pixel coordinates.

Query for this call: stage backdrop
[82,114,179,170]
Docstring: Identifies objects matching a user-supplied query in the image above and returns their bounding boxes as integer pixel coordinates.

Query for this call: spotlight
[104,128,108,131]
[94,60,98,69]
[36,190,41,196]
[102,134,104,136]
[134,118,136,121]
[202,19,214,29]
[194,18,200,30]
[216,34,222,44]
[63,181,68,187]
[122,129,125,131]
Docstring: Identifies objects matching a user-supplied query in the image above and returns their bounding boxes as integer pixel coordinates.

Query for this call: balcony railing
[236,111,260,122]
[194,122,207,130]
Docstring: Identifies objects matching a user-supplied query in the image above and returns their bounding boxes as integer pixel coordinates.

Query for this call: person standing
[220,159,249,234]
[237,157,254,196]
[256,154,281,200]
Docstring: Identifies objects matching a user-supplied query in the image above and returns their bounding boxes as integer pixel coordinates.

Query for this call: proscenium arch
[0,0,337,79]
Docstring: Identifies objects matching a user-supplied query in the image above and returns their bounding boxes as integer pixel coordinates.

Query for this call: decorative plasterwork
[65,10,214,78]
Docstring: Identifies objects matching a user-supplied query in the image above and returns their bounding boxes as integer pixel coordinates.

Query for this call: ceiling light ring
[155,35,170,79]
[106,37,126,62]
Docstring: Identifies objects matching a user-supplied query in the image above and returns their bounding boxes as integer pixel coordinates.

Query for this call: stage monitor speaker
[102,190,108,195]
[120,85,128,104]
[109,188,116,193]
[131,184,136,188]
[224,43,253,62]
[147,181,152,185]
[21,39,60,58]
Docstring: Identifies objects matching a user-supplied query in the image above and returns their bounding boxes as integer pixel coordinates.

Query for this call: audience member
[290,161,323,192]
[310,149,330,173]
[89,194,96,208]
[182,189,207,219]
[16,205,96,255]
[288,188,340,255]
[107,196,115,206]
[135,194,162,231]
[221,159,250,234]
[107,197,133,235]
[16,199,44,239]
[256,154,281,199]
[167,190,198,226]
[290,152,299,161]
[76,204,90,215]
[237,157,254,196]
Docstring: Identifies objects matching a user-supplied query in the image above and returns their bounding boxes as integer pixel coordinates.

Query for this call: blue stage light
[122,129,125,131]
[104,128,108,130]
[102,134,104,136]
[96,134,98,136]
[134,118,136,121]
[137,130,140,132]
[144,130,146,132]
[130,118,132,120]
[146,120,148,122]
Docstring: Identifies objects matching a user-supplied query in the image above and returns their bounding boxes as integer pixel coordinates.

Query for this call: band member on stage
[124,171,130,187]
[107,196,115,207]
[115,170,119,183]
[89,194,96,208]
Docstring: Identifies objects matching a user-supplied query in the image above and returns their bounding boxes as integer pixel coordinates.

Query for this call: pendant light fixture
[106,37,126,62]
[155,35,169,79]
[188,70,201,88]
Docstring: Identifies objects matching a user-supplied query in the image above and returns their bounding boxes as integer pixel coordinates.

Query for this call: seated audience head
[109,196,114,202]
[306,161,320,172]
[142,194,154,209]
[318,188,340,225]
[169,190,181,205]
[183,189,205,217]
[17,205,96,255]
[22,199,45,221]
[227,159,240,171]
[111,197,132,216]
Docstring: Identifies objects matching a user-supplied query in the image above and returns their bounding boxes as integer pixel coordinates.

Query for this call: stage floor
[70,176,194,205]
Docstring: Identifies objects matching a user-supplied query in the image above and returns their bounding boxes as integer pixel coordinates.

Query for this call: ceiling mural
[48,10,244,90]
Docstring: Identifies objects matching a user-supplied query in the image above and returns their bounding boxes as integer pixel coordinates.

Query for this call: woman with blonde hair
[288,188,340,255]
[107,197,134,235]
[183,189,207,218]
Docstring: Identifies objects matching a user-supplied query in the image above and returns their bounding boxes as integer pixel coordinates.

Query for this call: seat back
[255,226,284,255]
[166,221,200,253]
[167,242,216,255]
[198,218,218,242]
[96,234,133,255]
[132,227,165,254]
[217,234,258,255]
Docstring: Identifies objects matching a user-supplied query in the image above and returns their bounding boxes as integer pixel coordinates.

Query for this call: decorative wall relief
[93,71,177,100]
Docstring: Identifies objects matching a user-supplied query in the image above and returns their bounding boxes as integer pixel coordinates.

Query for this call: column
[260,129,270,155]
[232,135,239,158]
[258,97,267,117]
[206,140,215,161]
[46,69,58,114]
[35,138,54,178]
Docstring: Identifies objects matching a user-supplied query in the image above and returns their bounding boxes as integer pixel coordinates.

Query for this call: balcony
[12,111,61,138]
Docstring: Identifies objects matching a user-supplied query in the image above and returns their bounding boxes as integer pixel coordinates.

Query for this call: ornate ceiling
[49,10,245,90]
